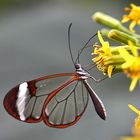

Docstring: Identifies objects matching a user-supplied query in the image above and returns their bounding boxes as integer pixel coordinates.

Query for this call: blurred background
[0,0,140,140]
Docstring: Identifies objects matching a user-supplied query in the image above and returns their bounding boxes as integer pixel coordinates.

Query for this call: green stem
[108,30,140,47]
[93,12,140,39]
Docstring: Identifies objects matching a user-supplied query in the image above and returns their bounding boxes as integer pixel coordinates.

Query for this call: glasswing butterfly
[3,23,106,128]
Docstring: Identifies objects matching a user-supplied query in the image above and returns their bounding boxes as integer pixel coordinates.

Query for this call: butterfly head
[75,64,81,69]
[75,64,90,79]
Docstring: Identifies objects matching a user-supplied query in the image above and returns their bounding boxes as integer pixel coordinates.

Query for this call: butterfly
[3,23,106,128]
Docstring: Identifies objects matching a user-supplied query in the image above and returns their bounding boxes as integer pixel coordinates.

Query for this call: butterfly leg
[90,75,109,83]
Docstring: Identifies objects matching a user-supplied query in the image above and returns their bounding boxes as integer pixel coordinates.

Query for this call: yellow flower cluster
[122,4,140,33]
[121,105,140,140]
[93,32,140,92]
[92,2,140,140]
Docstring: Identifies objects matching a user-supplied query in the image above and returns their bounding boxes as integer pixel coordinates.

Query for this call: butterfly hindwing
[43,80,89,128]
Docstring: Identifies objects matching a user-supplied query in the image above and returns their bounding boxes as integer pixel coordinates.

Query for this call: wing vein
[60,100,67,125]
[48,99,58,117]
[81,81,85,106]
[31,97,37,118]
[24,95,32,109]
[74,87,78,116]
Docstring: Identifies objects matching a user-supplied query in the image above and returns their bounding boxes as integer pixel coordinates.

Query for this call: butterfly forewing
[43,80,89,128]
[3,73,75,123]
[35,76,73,96]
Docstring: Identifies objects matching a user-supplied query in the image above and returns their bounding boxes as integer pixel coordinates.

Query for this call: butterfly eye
[75,64,81,69]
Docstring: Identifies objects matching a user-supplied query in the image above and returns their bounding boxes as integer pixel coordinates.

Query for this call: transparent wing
[3,73,75,123]
[43,80,89,128]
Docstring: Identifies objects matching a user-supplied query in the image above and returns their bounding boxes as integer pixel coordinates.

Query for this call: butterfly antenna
[75,33,97,64]
[68,23,75,67]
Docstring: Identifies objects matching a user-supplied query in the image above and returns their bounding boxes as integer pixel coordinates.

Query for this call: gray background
[0,0,140,140]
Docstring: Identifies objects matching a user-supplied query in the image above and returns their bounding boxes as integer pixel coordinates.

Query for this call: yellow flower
[120,105,140,140]
[122,4,140,32]
[121,137,140,140]
[118,42,140,92]
[93,31,114,77]
[128,104,140,136]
